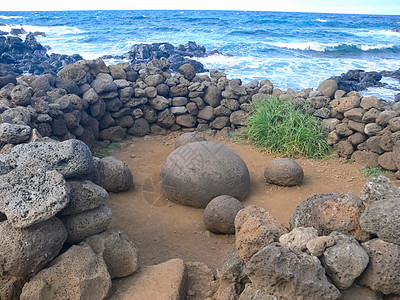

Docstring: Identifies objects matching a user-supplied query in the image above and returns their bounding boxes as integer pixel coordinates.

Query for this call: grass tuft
[93,142,121,158]
[244,96,331,159]
[359,166,388,178]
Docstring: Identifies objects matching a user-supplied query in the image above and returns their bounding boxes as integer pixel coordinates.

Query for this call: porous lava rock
[160,141,250,208]
[264,158,304,186]
[203,195,244,234]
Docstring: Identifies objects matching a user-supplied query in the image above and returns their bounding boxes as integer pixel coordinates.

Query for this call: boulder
[278,227,318,251]
[108,258,187,300]
[99,126,126,142]
[0,166,70,228]
[20,244,111,300]
[360,196,400,245]
[0,123,31,144]
[91,73,117,94]
[289,192,369,241]
[359,175,400,204]
[60,180,109,216]
[160,141,250,208]
[57,62,88,84]
[185,262,216,300]
[129,118,151,136]
[10,85,32,106]
[101,156,134,192]
[264,158,304,186]
[235,205,288,262]
[62,205,112,243]
[203,195,244,234]
[83,229,139,279]
[318,79,338,99]
[321,232,369,289]
[204,85,222,107]
[176,114,197,128]
[244,242,341,300]
[10,139,94,179]
[175,132,207,149]
[0,217,67,277]
[178,63,196,80]
[359,239,400,295]
[216,245,245,284]
[149,95,170,110]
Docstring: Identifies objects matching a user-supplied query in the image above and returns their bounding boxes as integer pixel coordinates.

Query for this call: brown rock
[0,275,25,300]
[351,150,379,168]
[264,158,304,186]
[378,152,397,171]
[317,79,338,99]
[336,96,361,113]
[306,236,334,257]
[334,140,354,158]
[278,227,318,251]
[360,96,380,110]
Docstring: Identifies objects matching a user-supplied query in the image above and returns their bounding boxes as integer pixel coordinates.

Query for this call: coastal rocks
[330,69,383,93]
[20,244,112,300]
[160,141,250,208]
[203,195,244,234]
[244,242,341,300]
[318,79,338,99]
[234,205,288,262]
[264,158,304,186]
[101,156,134,192]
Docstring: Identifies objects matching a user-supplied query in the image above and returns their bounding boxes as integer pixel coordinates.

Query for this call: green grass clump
[244,96,331,159]
[359,166,388,178]
[93,142,121,158]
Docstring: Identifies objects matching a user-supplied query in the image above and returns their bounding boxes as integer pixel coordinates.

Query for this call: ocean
[1,10,400,100]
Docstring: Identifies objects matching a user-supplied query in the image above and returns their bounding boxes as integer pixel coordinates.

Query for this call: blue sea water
[1,10,400,99]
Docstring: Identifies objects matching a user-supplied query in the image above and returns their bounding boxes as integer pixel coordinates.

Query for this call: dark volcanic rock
[330,69,383,93]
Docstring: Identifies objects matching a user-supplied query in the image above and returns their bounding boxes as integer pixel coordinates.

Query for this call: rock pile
[0,137,136,300]
[210,176,400,300]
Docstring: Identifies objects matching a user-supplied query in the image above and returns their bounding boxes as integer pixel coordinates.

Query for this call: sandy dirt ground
[107,131,396,272]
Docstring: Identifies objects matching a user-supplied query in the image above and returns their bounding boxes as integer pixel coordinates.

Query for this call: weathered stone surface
[321,232,369,289]
[204,85,222,107]
[244,242,341,300]
[0,217,67,277]
[10,139,94,179]
[289,192,369,241]
[149,95,170,110]
[101,156,134,192]
[62,205,112,243]
[60,180,109,216]
[238,284,278,300]
[216,245,245,284]
[230,110,248,126]
[378,151,397,171]
[351,150,379,168]
[186,262,216,300]
[203,195,244,234]
[160,141,250,208]
[107,258,188,300]
[334,140,354,158]
[341,284,382,300]
[278,227,318,251]
[0,123,31,144]
[335,96,361,113]
[83,229,139,279]
[0,166,70,228]
[175,132,207,149]
[178,63,196,80]
[360,96,380,110]
[306,236,334,257]
[264,158,304,186]
[359,175,400,204]
[318,79,338,99]
[0,275,25,300]
[235,205,288,262]
[364,123,383,136]
[359,239,400,295]
[360,197,400,245]
[129,117,151,136]
[20,244,111,300]
[197,105,215,120]
[91,73,117,94]
[10,85,32,106]
[99,125,126,142]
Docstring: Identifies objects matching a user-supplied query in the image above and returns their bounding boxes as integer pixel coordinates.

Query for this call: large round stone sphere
[264,158,304,186]
[160,141,250,208]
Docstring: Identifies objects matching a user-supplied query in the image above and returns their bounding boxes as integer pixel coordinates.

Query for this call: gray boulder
[264,158,304,186]
[10,85,32,106]
[20,244,111,300]
[83,229,139,279]
[203,195,244,234]
[0,217,67,277]
[160,141,250,208]
[0,166,70,228]
[244,242,341,300]
[321,232,369,289]
[178,63,196,80]
[62,205,112,244]
[91,73,117,94]
[318,79,338,99]
[204,85,222,107]
[0,123,31,144]
[99,126,126,142]
[359,238,400,295]
[101,156,134,192]
[359,175,400,204]
[175,132,207,149]
[10,139,94,179]
[149,95,170,110]
[60,180,109,216]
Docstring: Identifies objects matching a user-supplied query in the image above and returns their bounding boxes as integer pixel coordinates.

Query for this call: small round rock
[175,132,207,149]
[203,195,244,234]
[264,158,304,186]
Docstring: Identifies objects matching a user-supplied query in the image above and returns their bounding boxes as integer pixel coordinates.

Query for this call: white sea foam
[267,41,340,52]
[0,15,25,19]
[316,18,327,22]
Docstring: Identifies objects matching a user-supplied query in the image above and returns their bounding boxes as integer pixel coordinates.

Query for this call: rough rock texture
[203,195,244,234]
[318,79,338,99]
[306,236,334,257]
[216,244,246,285]
[101,156,134,192]
[62,205,112,243]
[108,258,188,300]
[321,232,369,289]
[20,244,112,300]
[161,141,250,208]
[186,262,217,300]
[235,205,288,262]
[83,229,139,279]
[289,192,369,241]
[359,175,400,204]
[10,139,94,179]
[244,242,341,300]
[264,158,304,186]
[239,284,278,300]
[0,166,70,228]
[0,275,25,300]
[0,123,31,144]
[278,227,318,251]
[59,180,109,216]
[341,284,383,300]
[359,239,400,295]
[174,131,207,149]
[0,217,67,277]
[360,196,400,245]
